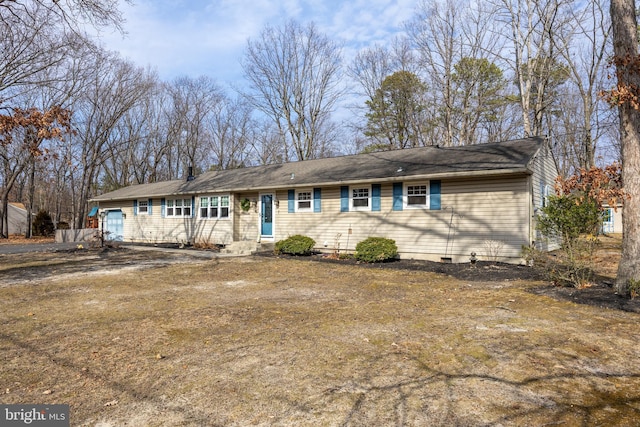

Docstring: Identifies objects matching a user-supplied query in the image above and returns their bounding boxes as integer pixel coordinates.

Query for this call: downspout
[443,206,455,262]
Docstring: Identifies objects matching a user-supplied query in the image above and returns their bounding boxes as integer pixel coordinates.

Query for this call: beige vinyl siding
[234,192,260,242]
[100,197,234,245]
[194,194,234,245]
[530,140,561,251]
[274,176,530,263]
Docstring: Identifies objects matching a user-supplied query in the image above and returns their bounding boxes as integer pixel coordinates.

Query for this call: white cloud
[96,0,414,87]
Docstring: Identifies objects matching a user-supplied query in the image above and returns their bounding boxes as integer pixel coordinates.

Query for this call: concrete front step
[219,240,276,255]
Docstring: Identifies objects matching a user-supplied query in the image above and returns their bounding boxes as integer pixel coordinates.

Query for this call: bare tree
[247,120,287,166]
[0,2,78,106]
[555,0,612,169]
[407,0,510,146]
[492,0,572,137]
[407,0,462,146]
[0,105,72,237]
[242,20,343,161]
[609,0,640,295]
[206,96,254,170]
[165,76,223,177]
[70,51,155,228]
[348,38,426,149]
[349,38,418,103]
[0,0,130,32]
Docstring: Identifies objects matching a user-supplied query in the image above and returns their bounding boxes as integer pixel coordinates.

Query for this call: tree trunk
[25,157,35,239]
[611,0,640,295]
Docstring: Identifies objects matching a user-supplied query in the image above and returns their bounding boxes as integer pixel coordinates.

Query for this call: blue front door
[105,210,124,241]
[261,194,273,237]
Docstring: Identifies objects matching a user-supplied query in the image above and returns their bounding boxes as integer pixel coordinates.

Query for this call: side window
[406,185,428,207]
[220,196,230,218]
[200,197,209,218]
[542,184,552,208]
[297,191,312,211]
[351,187,370,210]
[199,195,230,219]
[183,198,192,217]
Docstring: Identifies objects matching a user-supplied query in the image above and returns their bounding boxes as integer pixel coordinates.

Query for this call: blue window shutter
[161,198,166,217]
[393,183,403,211]
[340,186,349,212]
[133,200,138,216]
[148,198,153,215]
[313,188,321,212]
[372,184,381,211]
[191,196,195,218]
[540,180,545,208]
[430,180,441,210]
[288,189,295,213]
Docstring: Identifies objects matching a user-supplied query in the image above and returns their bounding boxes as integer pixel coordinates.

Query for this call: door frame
[602,207,614,234]
[259,193,275,240]
[103,209,124,242]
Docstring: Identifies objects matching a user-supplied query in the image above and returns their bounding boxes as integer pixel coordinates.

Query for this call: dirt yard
[1,241,639,426]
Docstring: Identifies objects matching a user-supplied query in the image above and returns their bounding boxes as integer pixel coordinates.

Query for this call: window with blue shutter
[430,180,441,210]
[191,196,195,218]
[372,184,381,212]
[148,199,153,215]
[288,189,295,213]
[133,200,138,216]
[393,183,403,211]
[161,198,166,217]
[340,186,349,212]
[313,188,321,212]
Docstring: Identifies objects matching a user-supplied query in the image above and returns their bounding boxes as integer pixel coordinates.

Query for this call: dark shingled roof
[91,137,545,201]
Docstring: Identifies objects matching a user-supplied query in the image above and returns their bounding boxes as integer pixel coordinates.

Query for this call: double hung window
[297,191,312,211]
[352,187,370,210]
[138,200,149,214]
[200,196,230,219]
[166,198,192,217]
[406,185,428,207]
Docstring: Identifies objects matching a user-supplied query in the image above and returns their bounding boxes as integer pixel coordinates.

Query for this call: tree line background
[0,0,618,235]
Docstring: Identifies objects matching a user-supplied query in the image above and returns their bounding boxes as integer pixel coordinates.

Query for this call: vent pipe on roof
[187,166,195,182]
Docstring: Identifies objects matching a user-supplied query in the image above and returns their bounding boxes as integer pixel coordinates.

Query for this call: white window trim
[404,183,430,209]
[199,195,231,220]
[350,185,371,211]
[295,189,313,212]
[542,184,553,208]
[138,200,149,214]
[165,198,192,218]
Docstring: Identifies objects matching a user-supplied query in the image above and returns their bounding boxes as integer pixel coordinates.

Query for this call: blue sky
[97,0,417,87]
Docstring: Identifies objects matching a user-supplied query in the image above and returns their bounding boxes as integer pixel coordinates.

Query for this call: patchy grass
[0,235,55,245]
[0,249,639,426]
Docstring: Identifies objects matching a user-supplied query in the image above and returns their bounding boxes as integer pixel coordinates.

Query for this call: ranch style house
[90,136,559,263]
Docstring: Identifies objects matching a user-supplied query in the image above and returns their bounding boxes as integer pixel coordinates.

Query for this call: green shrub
[354,237,398,263]
[274,235,316,256]
[532,194,602,287]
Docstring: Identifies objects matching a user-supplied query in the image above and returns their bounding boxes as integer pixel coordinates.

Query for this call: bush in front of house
[354,237,398,263]
[274,235,316,256]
